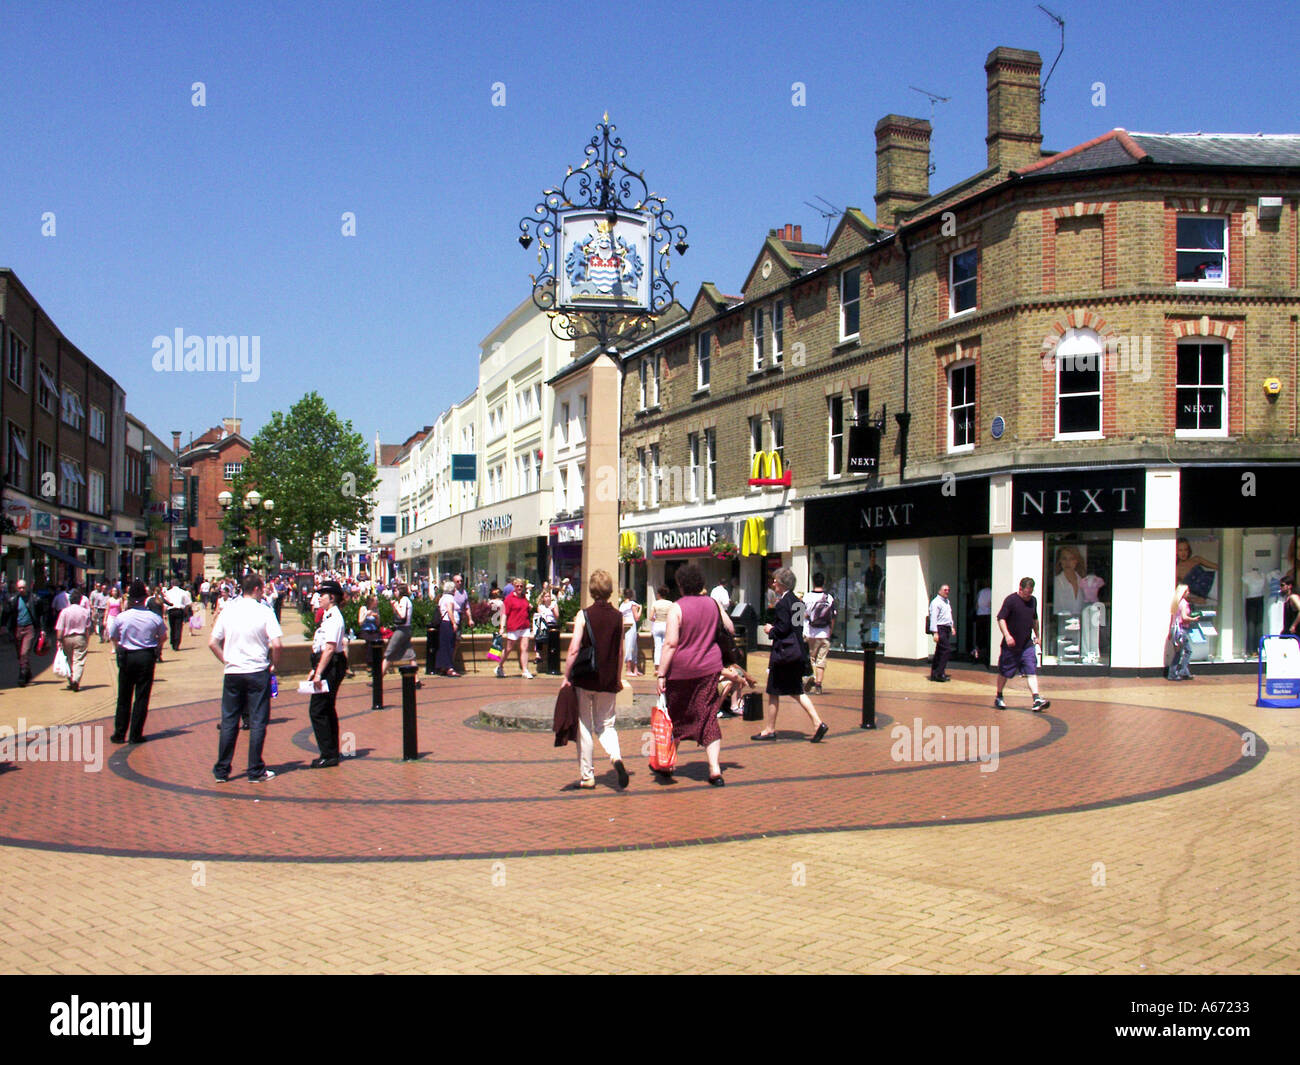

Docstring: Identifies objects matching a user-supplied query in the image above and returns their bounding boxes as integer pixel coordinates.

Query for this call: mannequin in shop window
[1053,545,1087,662]
[1175,538,1219,606]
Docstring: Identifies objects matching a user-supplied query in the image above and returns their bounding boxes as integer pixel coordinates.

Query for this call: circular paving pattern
[0,680,1264,862]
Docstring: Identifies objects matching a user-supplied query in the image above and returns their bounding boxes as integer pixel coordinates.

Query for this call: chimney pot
[793,225,802,242]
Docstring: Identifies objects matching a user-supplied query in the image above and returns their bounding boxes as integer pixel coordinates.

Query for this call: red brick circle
[0,679,1261,862]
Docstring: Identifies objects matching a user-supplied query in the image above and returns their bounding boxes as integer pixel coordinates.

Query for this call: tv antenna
[1037,4,1065,103]
[908,86,950,175]
[803,196,842,245]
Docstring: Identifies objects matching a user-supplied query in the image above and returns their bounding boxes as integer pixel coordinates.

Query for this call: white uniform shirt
[312,605,347,656]
[929,594,953,631]
[164,586,192,610]
[711,584,731,611]
[212,596,283,674]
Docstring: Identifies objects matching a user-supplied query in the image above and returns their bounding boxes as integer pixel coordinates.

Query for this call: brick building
[1,268,131,589]
[619,46,1300,673]
[174,419,252,580]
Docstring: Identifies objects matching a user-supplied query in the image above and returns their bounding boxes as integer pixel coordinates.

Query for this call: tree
[239,392,378,571]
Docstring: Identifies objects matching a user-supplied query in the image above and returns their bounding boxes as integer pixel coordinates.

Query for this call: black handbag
[569,609,599,681]
[715,608,740,667]
[770,631,804,666]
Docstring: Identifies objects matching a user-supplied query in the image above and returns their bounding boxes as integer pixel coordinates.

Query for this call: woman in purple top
[656,562,732,786]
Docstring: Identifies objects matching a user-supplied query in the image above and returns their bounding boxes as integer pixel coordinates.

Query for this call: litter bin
[545,622,562,674]
[426,624,439,674]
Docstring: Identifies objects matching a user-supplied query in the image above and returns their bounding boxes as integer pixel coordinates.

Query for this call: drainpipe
[894,232,912,482]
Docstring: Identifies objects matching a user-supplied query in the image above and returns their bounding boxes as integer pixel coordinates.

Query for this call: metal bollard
[426,624,439,674]
[861,640,878,729]
[369,639,384,710]
[546,626,561,674]
[399,663,419,759]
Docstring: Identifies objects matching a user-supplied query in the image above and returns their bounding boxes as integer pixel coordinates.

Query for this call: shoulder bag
[569,609,600,681]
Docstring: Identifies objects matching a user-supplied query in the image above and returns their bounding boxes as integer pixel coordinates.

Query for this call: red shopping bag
[649,695,677,773]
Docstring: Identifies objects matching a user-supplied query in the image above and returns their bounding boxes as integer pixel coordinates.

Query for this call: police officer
[107,580,167,744]
[307,580,348,768]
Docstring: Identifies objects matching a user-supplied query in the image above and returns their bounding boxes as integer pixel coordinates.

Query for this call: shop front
[548,518,583,587]
[803,476,990,659]
[462,493,548,594]
[1177,464,1300,663]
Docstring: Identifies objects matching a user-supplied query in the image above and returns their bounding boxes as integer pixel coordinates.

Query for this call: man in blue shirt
[107,580,168,743]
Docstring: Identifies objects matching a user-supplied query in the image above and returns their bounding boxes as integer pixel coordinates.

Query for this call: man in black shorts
[994,577,1050,712]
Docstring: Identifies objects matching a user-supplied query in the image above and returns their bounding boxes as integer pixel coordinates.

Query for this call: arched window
[1054,328,1103,438]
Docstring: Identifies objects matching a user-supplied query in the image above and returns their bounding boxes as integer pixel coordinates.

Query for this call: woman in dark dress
[754,567,828,743]
[656,562,732,785]
[435,580,460,676]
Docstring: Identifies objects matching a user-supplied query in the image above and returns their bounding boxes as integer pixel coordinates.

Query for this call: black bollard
[426,624,439,674]
[399,663,419,760]
[861,640,878,729]
[369,639,384,710]
[546,624,561,674]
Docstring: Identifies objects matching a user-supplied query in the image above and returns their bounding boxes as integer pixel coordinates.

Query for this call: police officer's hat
[318,581,344,600]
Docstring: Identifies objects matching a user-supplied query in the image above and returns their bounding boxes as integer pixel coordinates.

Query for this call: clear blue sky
[1,0,1295,451]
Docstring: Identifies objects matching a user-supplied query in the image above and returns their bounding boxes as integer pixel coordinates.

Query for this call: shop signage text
[1011,470,1146,532]
[551,522,583,544]
[805,478,990,544]
[649,523,728,556]
[478,514,513,536]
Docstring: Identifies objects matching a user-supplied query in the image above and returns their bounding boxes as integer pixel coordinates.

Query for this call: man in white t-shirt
[711,578,732,612]
[164,579,193,652]
[209,573,283,783]
[802,572,836,695]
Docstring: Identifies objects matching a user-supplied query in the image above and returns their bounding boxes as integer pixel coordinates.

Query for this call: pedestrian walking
[434,580,460,676]
[382,582,414,676]
[1167,583,1195,682]
[90,583,108,643]
[1279,573,1299,636]
[650,586,671,668]
[306,580,348,768]
[561,568,627,789]
[994,577,1051,711]
[209,573,283,783]
[974,584,992,663]
[164,579,191,652]
[618,588,642,676]
[55,589,92,692]
[803,573,836,695]
[928,582,954,682]
[107,580,167,744]
[753,567,828,743]
[2,579,41,687]
[656,562,733,783]
[497,577,533,679]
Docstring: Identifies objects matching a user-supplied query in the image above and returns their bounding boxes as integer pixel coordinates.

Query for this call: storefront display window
[811,542,886,653]
[1235,528,1299,659]
[1044,533,1111,665]
[1175,531,1222,663]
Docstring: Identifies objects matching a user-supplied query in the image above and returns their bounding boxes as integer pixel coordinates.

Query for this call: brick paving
[0,627,1296,973]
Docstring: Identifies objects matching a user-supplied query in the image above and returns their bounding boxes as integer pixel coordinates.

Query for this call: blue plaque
[991,416,1005,440]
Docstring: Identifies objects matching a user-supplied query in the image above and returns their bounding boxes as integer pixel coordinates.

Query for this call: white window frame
[949,248,978,317]
[224,461,243,481]
[827,396,843,479]
[1174,340,1229,439]
[61,388,84,430]
[649,443,660,507]
[947,360,976,453]
[840,268,861,340]
[704,428,716,499]
[6,423,28,490]
[37,362,57,412]
[1054,329,1104,441]
[773,301,784,366]
[560,401,570,446]
[635,447,646,509]
[89,404,106,442]
[578,394,588,440]
[1176,215,1229,288]
[687,432,701,501]
[88,469,105,515]
[752,308,765,371]
[770,410,784,468]
[696,331,711,390]
[556,465,569,512]
[6,333,27,391]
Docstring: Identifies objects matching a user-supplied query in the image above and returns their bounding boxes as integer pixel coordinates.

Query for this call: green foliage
[239,392,379,570]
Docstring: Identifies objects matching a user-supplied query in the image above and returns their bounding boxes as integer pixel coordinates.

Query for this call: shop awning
[38,545,87,568]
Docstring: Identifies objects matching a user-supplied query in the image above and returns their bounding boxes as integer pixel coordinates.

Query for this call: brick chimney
[171,431,182,454]
[985,46,1042,173]
[223,417,241,438]
[874,115,932,228]
[771,224,804,243]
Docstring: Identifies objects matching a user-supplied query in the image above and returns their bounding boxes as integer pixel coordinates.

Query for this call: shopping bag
[189,612,204,633]
[487,633,505,662]
[648,694,678,773]
[36,632,48,656]
[52,647,71,678]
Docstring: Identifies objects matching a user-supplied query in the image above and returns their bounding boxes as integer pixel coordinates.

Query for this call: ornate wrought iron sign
[519,114,687,349]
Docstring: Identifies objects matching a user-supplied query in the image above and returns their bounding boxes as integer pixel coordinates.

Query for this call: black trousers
[308,651,348,760]
[115,648,158,741]
[931,625,952,678]
[167,608,185,651]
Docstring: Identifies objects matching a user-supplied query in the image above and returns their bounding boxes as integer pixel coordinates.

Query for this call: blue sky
[1,0,1295,452]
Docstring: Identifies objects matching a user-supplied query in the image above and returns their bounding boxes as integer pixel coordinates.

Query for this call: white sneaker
[495,666,505,678]
[522,671,535,680]
[250,769,276,783]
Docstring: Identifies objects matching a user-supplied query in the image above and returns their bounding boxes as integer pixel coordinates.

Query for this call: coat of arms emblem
[564,219,644,300]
